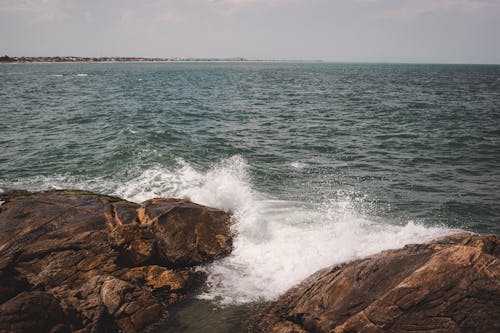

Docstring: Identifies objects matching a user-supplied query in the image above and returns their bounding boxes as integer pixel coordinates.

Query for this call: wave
[0,156,455,304]
[290,161,307,170]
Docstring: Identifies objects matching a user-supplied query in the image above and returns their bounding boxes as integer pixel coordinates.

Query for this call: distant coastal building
[0,55,15,62]
[0,55,250,63]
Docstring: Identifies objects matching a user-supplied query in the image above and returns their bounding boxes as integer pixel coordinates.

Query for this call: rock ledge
[247,233,500,333]
[0,189,233,333]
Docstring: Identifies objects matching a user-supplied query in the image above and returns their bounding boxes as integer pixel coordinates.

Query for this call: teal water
[1,62,500,329]
[1,62,499,230]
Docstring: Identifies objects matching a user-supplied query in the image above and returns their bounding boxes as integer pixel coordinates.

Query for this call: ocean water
[1,62,499,330]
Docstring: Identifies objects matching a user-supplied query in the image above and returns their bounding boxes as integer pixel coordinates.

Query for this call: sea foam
[113,156,453,304]
[0,156,454,304]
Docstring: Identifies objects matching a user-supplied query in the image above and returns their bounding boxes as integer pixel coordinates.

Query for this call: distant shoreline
[1,56,496,65]
[0,56,258,63]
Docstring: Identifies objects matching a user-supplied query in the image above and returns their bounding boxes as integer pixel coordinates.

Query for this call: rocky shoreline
[247,232,500,333]
[1,189,499,332]
[0,190,233,332]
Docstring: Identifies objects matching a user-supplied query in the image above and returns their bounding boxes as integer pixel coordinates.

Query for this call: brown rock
[100,276,131,315]
[139,198,233,267]
[248,233,500,333]
[0,291,79,333]
[0,189,233,332]
[116,265,204,299]
[146,265,186,291]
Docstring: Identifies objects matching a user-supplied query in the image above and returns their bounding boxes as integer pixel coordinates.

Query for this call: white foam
[112,156,453,304]
[197,199,453,304]
[290,161,306,170]
[0,156,455,304]
[76,73,88,77]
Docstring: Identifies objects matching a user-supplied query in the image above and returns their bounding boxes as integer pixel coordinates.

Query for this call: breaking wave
[0,156,454,304]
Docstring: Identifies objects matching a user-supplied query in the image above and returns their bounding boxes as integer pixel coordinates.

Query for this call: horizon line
[1,55,499,66]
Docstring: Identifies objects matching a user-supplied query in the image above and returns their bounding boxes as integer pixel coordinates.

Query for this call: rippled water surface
[1,62,499,331]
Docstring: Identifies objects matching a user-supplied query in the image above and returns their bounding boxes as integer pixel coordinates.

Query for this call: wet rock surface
[0,190,232,333]
[248,233,500,333]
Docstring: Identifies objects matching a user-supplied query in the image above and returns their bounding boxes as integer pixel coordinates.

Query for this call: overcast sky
[1,0,499,63]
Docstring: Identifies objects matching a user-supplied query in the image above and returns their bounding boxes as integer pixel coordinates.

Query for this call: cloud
[206,0,294,5]
[118,9,137,25]
[373,0,499,21]
[153,11,183,23]
[0,0,69,22]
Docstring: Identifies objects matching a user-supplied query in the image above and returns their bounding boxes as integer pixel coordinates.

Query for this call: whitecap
[125,127,137,134]
[290,161,306,170]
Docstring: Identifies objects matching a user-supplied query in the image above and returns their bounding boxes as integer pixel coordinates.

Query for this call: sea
[1,62,499,332]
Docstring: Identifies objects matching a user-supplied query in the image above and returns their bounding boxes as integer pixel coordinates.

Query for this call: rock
[248,233,500,333]
[139,198,233,267]
[0,189,233,332]
[0,291,79,333]
[100,276,131,315]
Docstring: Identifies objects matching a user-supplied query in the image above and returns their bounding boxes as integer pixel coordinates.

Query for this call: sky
[1,0,500,63]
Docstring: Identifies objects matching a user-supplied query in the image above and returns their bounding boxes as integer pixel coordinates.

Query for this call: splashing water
[0,156,455,304]
[115,156,454,304]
